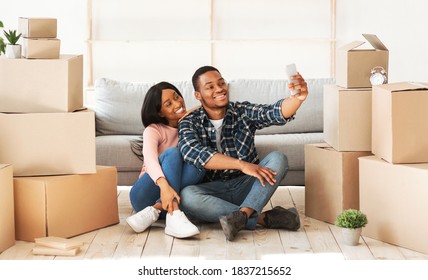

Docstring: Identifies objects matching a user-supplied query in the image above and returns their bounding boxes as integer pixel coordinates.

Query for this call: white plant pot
[341,227,362,246]
[5,44,21,59]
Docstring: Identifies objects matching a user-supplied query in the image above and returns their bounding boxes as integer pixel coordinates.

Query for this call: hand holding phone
[286,63,300,95]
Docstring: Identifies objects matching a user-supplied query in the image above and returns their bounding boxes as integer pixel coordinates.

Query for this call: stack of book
[32,236,83,257]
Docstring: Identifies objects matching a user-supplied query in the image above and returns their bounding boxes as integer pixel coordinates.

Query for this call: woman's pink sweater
[140,123,178,183]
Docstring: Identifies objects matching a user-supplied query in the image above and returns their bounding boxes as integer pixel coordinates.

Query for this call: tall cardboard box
[14,166,119,242]
[304,143,371,224]
[22,38,61,59]
[359,156,428,254]
[323,84,372,151]
[0,110,96,177]
[372,82,428,163]
[18,17,57,38]
[0,55,83,113]
[0,164,15,253]
[336,34,388,88]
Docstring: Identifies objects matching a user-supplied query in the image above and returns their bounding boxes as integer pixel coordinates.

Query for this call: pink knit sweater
[139,123,178,183]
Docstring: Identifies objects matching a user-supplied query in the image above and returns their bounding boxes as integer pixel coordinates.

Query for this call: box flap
[362,34,388,51]
[339,41,365,51]
[0,164,11,169]
[381,82,428,92]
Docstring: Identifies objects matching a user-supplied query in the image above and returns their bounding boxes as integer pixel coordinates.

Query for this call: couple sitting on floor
[126,65,307,241]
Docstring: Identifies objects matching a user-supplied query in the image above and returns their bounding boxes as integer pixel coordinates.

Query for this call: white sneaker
[126,206,160,233]
[165,210,200,238]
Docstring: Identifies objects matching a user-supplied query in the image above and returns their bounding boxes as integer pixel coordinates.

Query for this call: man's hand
[288,73,308,101]
[238,160,277,187]
[282,73,308,118]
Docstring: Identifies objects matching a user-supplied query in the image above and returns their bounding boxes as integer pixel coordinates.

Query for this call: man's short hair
[192,65,221,91]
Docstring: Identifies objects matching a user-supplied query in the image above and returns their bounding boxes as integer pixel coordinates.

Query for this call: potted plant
[3,28,22,58]
[335,208,368,246]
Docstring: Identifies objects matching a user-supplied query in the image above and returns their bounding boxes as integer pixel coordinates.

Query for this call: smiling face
[158,88,186,127]
[195,70,229,119]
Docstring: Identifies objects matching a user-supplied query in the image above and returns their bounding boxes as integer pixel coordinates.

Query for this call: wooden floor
[1,186,428,261]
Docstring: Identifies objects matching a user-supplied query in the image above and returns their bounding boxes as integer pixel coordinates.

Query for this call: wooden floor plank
[169,234,201,259]
[304,217,343,258]
[0,241,38,260]
[112,225,148,259]
[82,221,125,259]
[225,230,256,260]
[140,225,174,258]
[198,222,227,260]
[254,228,285,259]
[362,236,406,260]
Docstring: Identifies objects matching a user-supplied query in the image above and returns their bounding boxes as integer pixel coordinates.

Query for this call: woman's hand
[178,105,201,123]
[156,177,180,214]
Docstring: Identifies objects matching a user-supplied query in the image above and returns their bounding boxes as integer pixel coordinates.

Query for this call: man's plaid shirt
[178,99,294,182]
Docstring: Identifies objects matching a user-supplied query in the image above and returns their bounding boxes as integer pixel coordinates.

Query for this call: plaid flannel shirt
[178,100,294,182]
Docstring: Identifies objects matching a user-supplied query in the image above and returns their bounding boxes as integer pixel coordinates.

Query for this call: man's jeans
[129,147,205,219]
[180,151,288,230]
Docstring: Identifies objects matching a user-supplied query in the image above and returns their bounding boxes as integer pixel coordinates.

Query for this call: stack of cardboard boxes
[0,18,119,250]
[19,17,60,59]
[304,33,428,254]
[304,34,385,225]
[360,81,428,254]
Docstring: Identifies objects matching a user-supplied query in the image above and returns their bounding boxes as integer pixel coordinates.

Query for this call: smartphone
[286,63,300,95]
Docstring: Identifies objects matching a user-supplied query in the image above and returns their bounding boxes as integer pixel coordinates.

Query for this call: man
[177,66,308,241]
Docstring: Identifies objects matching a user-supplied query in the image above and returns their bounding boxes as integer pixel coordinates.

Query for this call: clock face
[370,72,386,86]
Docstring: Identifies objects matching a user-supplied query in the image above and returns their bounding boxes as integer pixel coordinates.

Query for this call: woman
[127,82,205,238]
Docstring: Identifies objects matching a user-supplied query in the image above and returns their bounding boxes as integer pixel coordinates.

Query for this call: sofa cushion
[94,78,197,136]
[228,78,334,135]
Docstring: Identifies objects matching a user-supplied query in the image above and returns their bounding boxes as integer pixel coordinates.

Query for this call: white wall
[1,0,427,85]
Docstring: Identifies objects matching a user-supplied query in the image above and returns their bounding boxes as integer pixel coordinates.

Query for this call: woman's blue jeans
[129,147,205,219]
[180,151,288,230]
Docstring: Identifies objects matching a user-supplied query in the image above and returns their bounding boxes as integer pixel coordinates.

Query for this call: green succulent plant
[335,209,368,229]
[4,29,22,45]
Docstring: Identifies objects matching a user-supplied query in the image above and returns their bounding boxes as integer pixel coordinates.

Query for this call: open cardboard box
[336,34,388,88]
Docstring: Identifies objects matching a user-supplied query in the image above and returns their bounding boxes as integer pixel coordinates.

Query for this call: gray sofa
[93,77,334,186]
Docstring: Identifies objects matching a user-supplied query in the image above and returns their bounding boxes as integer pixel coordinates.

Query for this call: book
[34,236,83,250]
[32,245,80,256]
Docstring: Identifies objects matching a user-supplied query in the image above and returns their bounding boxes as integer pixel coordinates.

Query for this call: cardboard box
[359,156,428,254]
[304,143,371,224]
[18,17,57,38]
[0,110,96,177]
[372,82,428,163]
[0,164,15,253]
[323,84,372,151]
[336,34,388,88]
[22,38,60,59]
[13,166,119,242]
[0,55,83,113]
